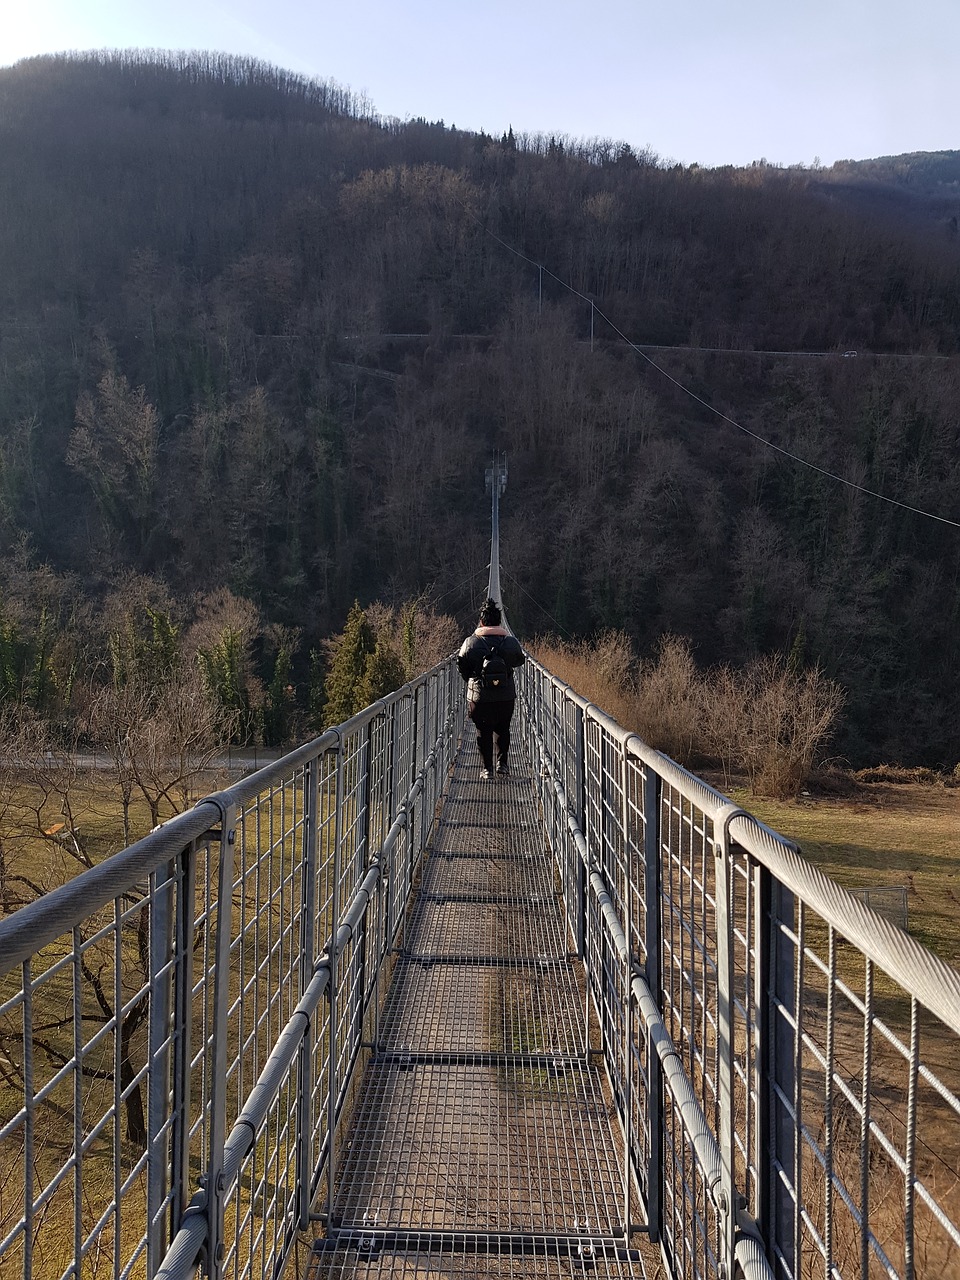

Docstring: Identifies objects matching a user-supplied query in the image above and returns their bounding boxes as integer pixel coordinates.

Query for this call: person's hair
[479,598,501,626]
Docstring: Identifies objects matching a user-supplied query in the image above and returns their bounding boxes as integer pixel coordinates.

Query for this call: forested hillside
[1,50,959,766]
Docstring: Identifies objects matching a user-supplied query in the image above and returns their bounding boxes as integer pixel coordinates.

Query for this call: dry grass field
[0,765,235,901]
[724,777,960,970]
[719,778,960,1277]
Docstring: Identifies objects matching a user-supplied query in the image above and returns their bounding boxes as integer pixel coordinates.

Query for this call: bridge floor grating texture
[311,736,647,1279]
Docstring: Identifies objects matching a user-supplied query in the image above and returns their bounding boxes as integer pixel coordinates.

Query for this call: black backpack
[479,639,509,690]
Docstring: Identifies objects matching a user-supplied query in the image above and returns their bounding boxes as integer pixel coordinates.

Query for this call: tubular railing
[520,657,960,1280]
[0,659,462,1280]
[3,651,960,1280]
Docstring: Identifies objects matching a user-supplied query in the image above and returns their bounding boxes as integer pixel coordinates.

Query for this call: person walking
[457,599,525,780]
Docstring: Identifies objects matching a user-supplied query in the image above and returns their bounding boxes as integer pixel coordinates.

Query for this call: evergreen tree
[323,602,375,728]
[0,604,74,720]
[27,609,55,715]
[147,607,180,683]
[0,615,25,704]
[109,607,179,705]
[263,644,293,747]
[358,638,406,708]
[307,647,325,734]
[198,627,256,744]
[401,601,418,678]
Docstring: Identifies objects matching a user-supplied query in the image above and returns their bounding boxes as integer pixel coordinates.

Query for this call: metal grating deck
[312,737,648,1279]
[308,1244,649,1280]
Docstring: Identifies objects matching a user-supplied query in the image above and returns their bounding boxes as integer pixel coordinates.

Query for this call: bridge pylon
[485,452,508,622]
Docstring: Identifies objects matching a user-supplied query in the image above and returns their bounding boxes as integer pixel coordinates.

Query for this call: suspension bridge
[2,466,960,1280]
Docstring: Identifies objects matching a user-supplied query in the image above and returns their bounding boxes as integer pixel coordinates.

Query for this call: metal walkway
[310,735,648,1278]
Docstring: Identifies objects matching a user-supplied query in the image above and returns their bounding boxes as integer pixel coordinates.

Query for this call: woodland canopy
[1,50,960,767]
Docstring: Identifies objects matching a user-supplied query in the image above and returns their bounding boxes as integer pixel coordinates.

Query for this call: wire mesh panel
[848,885,908,931]
[659,780,721,1159]
[755,859,960,1280]
[518,657,960,1280]
[0,821,216,1280]
[0,659,462,1280]
[377,958,586,1060]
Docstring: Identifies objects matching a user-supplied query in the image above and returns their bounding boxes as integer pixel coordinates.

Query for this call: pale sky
[2,0,957,169]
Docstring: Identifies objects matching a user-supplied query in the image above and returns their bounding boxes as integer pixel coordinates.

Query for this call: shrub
[855,764,943,786]
[633,634,703,765]
[528,631,638,729]
[713,655,845,799]
[534,632,845,800]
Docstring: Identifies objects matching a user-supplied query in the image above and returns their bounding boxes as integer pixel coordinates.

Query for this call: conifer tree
[27,609,55,714]
[198,627,256,744]
[307,647,325,734]
[147,607,180,683]
[358,637,406,708]
[110,607,180,700]
[323,602,375,728]
[0,615,24,704]
[401,601,418,678]
[0,607,68,718]
[263,643,293,747]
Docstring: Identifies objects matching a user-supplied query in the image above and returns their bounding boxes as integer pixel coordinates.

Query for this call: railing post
[208,802,239,1280]
[758,867,796,1274]
[325,734,345,1223]
[386,699,401,949]
[297,752,320,1230]
[361,715,375,868]
[147,859,175,1275]
[170,842,198,1242]
[408,688,420,891]
[642,763,663,1244]
[355,717,375,1043]
[620,739,634,1244]
[715,824,737,1280]
[574,700,587,962]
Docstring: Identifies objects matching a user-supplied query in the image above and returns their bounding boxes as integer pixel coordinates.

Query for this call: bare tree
[0,709,151,1146]
[89,600,238,837]
[0,708,91,915]
[90,660,234,835]
[67,364,161,559]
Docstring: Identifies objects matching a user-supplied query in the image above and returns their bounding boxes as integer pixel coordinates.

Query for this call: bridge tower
[484,451,508,616]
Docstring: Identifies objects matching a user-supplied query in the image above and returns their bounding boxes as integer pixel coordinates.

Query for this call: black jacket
[457,626,525,703]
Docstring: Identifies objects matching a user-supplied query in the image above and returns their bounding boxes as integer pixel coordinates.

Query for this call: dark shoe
[496,763,509,777]
[480,768,493,781]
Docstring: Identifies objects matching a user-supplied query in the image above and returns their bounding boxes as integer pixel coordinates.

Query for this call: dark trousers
[467,699,515,772]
